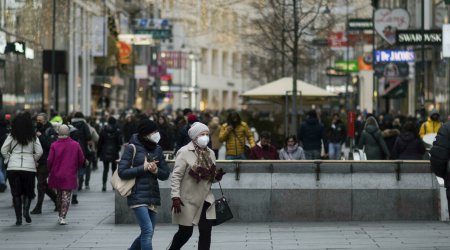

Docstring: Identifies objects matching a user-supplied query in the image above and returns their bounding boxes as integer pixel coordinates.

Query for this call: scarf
[138,134,157,151]
[189,144,216,183]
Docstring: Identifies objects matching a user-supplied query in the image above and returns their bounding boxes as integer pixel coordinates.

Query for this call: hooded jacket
[70,118,92,156]
[97,124,122,162]
[391,132,425,160]
[358,117,390,160]
[419,109,442,139]
[118,134,170,207]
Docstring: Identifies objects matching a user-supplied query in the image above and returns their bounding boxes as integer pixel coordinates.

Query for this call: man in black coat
[98,117,122,191]
[430,121,450,216]
[31,113,58,214]
[297,110,327,160]
[326,113,346,160]
[71,112,92,193]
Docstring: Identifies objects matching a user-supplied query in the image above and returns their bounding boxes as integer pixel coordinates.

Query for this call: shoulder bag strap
[367,132,383,151]
[218,181,224,196]
[129,144,136,168]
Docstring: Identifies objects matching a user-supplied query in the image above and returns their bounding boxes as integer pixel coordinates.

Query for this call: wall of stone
[115,160,440,224]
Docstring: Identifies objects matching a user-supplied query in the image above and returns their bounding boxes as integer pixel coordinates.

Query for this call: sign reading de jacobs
[396,30,442,45]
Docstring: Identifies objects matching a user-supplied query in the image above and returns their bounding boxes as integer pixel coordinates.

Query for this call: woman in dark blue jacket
[118,119,170,250]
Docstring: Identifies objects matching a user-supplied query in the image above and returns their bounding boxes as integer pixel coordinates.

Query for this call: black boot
[71,194,78,204]
[47,189,58,212]
[22,196,32,223]
[78,177,83,191]
[30,192,44,214]
[12,196,22,225]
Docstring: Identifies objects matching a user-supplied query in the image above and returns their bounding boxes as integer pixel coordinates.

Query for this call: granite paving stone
[0,167,450,249]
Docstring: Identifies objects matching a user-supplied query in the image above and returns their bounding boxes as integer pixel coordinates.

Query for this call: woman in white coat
[1,112,43,225]
[168,122,225,250]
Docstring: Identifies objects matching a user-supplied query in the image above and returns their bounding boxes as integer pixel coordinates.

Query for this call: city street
[0,167,449,250]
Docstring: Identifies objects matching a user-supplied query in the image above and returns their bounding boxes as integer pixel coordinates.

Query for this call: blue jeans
[328,143,342,160]
[129,206,156,250]
[225,154,246,160]
[0,157,6,187]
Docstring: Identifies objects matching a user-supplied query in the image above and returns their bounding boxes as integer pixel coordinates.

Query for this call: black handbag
[213,182,233,226]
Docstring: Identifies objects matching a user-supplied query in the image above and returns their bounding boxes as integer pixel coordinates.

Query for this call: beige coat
[171,142,216,226]
[208,121,222,150]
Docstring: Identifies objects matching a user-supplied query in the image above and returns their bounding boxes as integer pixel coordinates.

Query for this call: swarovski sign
[396,30,442,45]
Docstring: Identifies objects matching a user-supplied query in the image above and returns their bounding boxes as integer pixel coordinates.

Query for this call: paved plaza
[0,168,450,250]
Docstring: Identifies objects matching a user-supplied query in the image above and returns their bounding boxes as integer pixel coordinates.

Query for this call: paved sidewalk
[1,166,450,249]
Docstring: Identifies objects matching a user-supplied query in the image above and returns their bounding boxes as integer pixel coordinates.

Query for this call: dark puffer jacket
[97,124,122,162]
[430,121,450,178]
[118,134,170,206]
[391,132,425,160]
[71,118,92,156]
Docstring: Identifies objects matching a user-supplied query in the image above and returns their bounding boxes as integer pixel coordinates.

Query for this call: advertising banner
[374,9,410,44]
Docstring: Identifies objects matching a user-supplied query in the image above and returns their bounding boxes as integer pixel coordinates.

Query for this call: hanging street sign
[348,19,373,30]
[335,60,359,72]
[396,30,442,45]
[118,34,155,45]
[374,50,415,63]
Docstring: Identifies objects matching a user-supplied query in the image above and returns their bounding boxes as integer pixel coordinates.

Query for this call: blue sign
[375,50,415,63]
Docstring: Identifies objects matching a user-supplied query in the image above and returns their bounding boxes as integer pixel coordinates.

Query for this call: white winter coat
[1,135,43,172]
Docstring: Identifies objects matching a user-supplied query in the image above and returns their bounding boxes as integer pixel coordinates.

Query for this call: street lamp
[189,52,198,111]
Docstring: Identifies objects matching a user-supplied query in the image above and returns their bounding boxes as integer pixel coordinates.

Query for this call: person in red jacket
[47,124,85,225]
[249,131,279,160]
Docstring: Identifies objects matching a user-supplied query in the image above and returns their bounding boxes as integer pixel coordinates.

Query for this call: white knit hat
[188,122,209,139]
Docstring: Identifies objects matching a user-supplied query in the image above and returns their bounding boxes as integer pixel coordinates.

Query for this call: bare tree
[246,0,332,133]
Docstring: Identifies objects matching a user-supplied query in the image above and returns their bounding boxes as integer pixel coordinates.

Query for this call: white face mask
[148,132,161,144]
[196,135,209,148]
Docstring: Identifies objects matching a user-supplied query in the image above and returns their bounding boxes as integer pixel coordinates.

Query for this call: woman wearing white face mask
[168,122,225,250]
[118,119,170,250]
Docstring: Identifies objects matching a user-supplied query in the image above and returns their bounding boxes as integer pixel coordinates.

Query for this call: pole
[420,0,425,118]
[51,0,57,111]
[345,0,350,111]
[102,0,107,115]
[291,0,298,135]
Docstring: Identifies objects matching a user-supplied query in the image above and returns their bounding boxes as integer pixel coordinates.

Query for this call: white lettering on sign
[375,50,415,62]
[398,32,442,43]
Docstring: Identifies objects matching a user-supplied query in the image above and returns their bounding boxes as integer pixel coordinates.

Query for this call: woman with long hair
[1,112,43,225]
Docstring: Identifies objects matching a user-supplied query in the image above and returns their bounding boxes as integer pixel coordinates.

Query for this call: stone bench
[115,160,441,224]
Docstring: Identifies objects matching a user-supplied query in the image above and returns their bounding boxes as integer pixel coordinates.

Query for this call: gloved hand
[215,168,226,181]
[172,197,184,214]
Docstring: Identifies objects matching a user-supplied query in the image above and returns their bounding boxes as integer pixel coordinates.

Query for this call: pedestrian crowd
[0,107,446,250]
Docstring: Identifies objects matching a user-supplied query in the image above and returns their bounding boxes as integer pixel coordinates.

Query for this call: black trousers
[102,161,117,186]
[169,202,213,250]
[7,170,35,199]
[445,177,450,216]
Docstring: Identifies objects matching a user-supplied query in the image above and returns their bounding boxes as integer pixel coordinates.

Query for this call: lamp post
[189,52,197,111]
[51,0,57,111]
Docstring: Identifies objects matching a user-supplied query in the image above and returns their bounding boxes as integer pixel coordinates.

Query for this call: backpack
[44,127,58,144]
